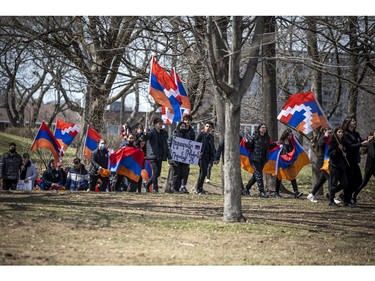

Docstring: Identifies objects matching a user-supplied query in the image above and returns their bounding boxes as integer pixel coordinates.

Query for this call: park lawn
[1,132,375,266]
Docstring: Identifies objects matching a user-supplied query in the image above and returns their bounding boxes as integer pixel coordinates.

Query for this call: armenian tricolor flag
[54,118,80,151]
[141,159,153,192]
[31,122,63,165]
[266,135,310,180]
[83,126,102,160]
[239,137,254,174]
[320,137,331,174]
[110,146,145,182]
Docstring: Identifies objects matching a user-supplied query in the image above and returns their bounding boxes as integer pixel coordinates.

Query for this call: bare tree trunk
[223,97,245,222]
[306,17,324,195]
[262,16,278,193]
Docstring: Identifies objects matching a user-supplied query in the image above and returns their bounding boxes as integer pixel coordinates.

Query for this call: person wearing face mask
[89,139,110,192]
[0,142,23,190]
[168,121,191,193]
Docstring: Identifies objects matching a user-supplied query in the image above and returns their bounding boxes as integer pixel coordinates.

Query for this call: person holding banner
[42,159,64,190]
[195,121,216,195]
[168,121,190,193]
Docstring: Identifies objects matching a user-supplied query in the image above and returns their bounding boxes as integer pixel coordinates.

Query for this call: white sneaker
[334,198,341,204]
[205,179,210,183]
[307,193,317,203]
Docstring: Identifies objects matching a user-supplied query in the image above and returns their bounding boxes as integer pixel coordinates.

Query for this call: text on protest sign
[170,136,202,166]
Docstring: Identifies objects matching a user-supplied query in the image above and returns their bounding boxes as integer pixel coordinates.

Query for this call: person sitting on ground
[42,160,64,190]
[65,157,89,191]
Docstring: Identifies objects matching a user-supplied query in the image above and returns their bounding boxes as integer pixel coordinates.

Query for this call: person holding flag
[306,128,334,203]
[274,128,306,199]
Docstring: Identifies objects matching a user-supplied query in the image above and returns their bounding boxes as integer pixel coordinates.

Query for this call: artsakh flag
[31,122,63,165]
[277,92,330,134]
[54,118,80,151]
[239,137,254,174]
[109,146,145,182]
[149,57,182,121]
[263,135,310,180]
[83,126,102,160]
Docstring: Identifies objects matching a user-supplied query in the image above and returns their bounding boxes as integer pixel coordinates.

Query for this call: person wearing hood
[66,157,89,191]
[0,142,23,190]
[42,159,63,190]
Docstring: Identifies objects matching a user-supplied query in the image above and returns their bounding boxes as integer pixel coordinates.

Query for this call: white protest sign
[16,180,33,190]
[170,136,202,166]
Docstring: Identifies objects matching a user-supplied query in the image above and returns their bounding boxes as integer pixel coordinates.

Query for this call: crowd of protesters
[1,115,374,207]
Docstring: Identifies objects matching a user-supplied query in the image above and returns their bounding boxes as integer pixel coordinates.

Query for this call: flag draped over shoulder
[266,136,310,180]
[239,137,254,174]
[277,92,330,134]
[54,118,80,151]
[109,146,145,182]
[83,126,102,160]
[31,122,63,165]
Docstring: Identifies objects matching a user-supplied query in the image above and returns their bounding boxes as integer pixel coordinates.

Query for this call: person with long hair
[327,127,348,206]
[242,123,277,198]
[352,130,375,203]
[341,116,372,206]
[274,128,303,199]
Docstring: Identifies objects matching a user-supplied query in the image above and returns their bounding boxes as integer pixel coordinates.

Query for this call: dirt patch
[1,183,375,265]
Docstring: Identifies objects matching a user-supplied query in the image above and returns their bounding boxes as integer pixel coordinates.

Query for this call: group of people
[1,115,374,208]
[305,117,374,207]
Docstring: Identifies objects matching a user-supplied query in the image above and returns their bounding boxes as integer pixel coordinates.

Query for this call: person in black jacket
[195,121,216,194]
[181,114,196,188]
[168,121,191,193]
[342,116,372,206]
[306,128,333,203]
[352,130,375,203]
[89,139,110,192]
[0,142,23,190]
[328,127,348,206]
[242,123,277,198]
[42,159,63,190]
[66,158,89,191]
[142,117,171,193]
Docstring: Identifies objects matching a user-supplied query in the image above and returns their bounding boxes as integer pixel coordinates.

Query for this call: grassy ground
[1,132,375,267]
